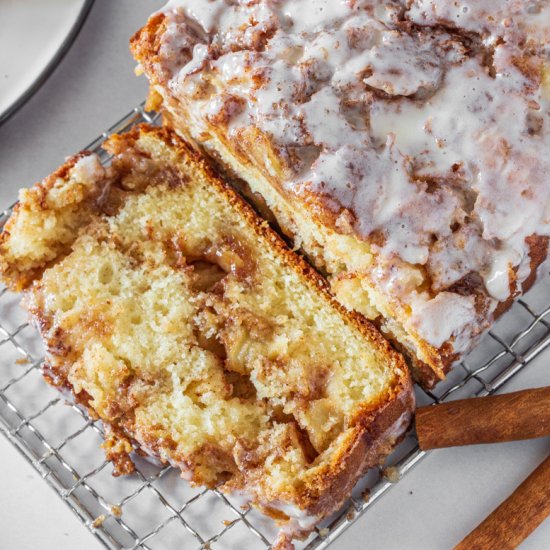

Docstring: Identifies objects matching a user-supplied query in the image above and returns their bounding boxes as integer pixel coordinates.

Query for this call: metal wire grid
[1,104,550,550]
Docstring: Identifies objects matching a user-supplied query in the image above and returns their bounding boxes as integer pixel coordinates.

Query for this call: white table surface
[0,2,549,549]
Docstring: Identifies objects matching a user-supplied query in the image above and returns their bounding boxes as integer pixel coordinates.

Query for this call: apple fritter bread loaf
[131,0,550,386]
[0,125,413,546]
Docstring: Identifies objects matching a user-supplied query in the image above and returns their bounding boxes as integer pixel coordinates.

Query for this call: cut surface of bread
[0,125,413,544]
[131,1,550,387]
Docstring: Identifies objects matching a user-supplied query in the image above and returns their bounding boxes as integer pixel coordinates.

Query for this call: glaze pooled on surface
[152,0,550,354]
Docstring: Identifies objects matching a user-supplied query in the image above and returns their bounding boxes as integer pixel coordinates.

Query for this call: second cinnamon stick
[454,453,550,550]
[416,386,550,450]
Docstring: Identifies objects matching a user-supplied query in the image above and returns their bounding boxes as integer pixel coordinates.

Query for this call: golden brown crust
[492,235,549,320]
[418,235,550,385]
[0,152,99,291]
[118,125,414,515]
[130,13,168,81]
[1,124,413,540]
[298,377,413,518]
[102,425,136,477]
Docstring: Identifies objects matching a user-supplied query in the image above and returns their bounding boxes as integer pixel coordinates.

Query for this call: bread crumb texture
[0,126,412,530]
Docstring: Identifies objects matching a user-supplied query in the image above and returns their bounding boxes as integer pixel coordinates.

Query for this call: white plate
[0,0,94,123]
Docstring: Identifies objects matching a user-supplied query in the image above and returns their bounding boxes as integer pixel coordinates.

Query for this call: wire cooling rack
[1,104,550,550]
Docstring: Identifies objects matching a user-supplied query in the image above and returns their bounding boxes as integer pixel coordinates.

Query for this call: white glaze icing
[162,0,228,33]
[410,291,477,351]
[408,0,550,46]
[152,0,550,352]
[71,154,105,186]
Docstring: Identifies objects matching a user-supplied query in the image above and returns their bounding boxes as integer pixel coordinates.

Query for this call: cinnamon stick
[416,387,550,450]
[454,454,550,550]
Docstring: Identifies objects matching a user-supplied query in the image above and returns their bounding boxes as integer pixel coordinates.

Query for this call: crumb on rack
[91,515,106,529]
[346,505,356,521]
[111,505,122,518]
[362,488,371,502]
[317,527,330,538]
[15,357,30,365]
[382,466,401,483]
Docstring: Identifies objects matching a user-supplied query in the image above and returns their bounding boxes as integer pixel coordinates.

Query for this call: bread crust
[105,128,416,516]
[1,124,414,541]
[0,152,102,291]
